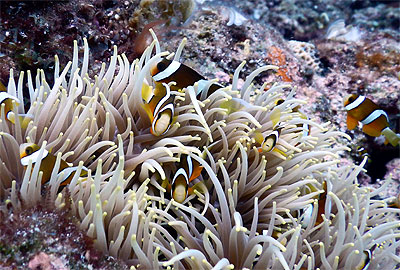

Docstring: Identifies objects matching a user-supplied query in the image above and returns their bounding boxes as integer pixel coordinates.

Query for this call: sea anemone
[1,35,399,269]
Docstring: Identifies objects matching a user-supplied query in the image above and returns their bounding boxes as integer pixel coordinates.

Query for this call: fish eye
[25,146,33,155]
[348,96,355,103]
[157,62,167,72]
[276,99,284,105]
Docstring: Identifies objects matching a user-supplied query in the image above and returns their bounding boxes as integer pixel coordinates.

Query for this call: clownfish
[356,146,372,164]
[151,58,223,99]
[253,126,286,157]
[300,181,332,228]
[355,244,378,270]
[254,130,280,153]
[344,94,400,146]
[0,81,32,127]
[0,81,21,123]
[20,143,88,186]
[163,154,204,203]
[142,82,175,136]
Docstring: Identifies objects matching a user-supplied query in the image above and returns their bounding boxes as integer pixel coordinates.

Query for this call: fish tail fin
[219,99,237,114]
[161,179,171,192]
[270,108,281,127]
[20,114,34,129]
[7,112,33,128]
[381,127,400,147]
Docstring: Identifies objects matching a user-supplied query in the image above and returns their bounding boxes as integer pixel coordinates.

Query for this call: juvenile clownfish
[0,81,21,123]
[151,58,223,99]
[355,244,378,270]
[253,127,285,156]
[356,146,372,164]
[163,154,204,203]
[0,81,32,127]
[344,94,400,146]
[142,83,175,136]
[20,143,88,186]
[300,181,332,228]
[256,130,280,153]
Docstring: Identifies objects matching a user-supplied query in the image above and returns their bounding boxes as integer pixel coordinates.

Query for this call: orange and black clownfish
[163,154,204,203]
[344,94,400,146]
[150,58,223,99]
[20,143,88,186]
[142,83,175,136]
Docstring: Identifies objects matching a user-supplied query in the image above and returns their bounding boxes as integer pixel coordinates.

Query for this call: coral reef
[0,34,399,268]
[0,203,129,269]
[0,0,193,83]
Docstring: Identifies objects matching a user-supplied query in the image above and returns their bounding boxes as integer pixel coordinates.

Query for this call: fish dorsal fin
[189,164,203,182]
[346,115,358,130]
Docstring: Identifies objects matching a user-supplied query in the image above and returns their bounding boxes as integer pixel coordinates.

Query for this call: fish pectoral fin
[346,115,358,130]
[141,103,154,122]
[189,166,203,182]
[188,181,207,195]
[171,116,178,126]
[141,82,153,103]
[153,83,167,97]
[362,124,381,137]
[253,131,264,145]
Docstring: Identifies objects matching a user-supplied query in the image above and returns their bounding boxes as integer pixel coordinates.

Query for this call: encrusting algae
[0,34,399,269]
